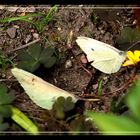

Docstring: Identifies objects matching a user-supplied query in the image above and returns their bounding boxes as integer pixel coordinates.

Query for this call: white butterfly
[76,36,126,74]
[11,68,77,110]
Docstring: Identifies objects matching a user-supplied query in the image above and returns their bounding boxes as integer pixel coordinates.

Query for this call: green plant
[91,12,98,24]
[35,5,58,32]
[0,52,15,71]
[0,13,42,23]
[42,97,93,132]
[11,106,39,135]
[85,80,140,135]
[0,5,58,33]
[52,97,75,120]
[0,84,15,131]
[45,38,64,60]
[97,79,103,96]
[116,27,140,50]
[17,43,57,72]
[0,83,39,134]
[110,95,126,114]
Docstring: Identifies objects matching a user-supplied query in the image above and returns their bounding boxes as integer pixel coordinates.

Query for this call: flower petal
[126,51,135,61]
[122,60,135,67]
[134,50,140,63]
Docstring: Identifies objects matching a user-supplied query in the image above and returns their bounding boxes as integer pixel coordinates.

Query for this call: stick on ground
[6,39,40,55]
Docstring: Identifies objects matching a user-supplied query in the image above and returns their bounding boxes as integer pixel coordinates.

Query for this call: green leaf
[84,80,140,135]
[53,96,75,112]
[43,56,57,68]
[28,44,43,59]
[64,97,75,112]
[53,97,68,119]
[116,27,140,44]
[52,97,75,120]
[18,50,35,61]
[0,122,9,131]
[0,84,15,105]
[0,115,3,123]
[86,111,140,135]
[0,84,15,118]
[125,80,140,123]
[17,60,40,72]
[0,105,12,117]
[39,47,57,68]
[17,44,42,72]
[0,84,16,131]
[11,106,39,135]
[39,47,55,63]
[0,114,9,131]
[17,44,57,72]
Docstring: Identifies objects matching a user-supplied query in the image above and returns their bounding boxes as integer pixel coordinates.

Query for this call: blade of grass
[0,13,42,23]
[11,106,39,135]
[43,5,58,24]
[97,79,103,96]
[35,5,58,32]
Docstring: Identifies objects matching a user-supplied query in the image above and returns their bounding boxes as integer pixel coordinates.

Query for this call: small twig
[106,83,129,95]
[103,68,136,96]
[6,39,40,55]
[78,98,100,102]
[127,40,140,51]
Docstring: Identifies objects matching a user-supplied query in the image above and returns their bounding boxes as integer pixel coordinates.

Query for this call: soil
[0,5,139,134]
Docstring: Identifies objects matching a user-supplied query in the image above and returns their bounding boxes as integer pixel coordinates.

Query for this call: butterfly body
[76,37,126,74]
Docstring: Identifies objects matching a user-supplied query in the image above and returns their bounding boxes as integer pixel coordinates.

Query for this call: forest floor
[0,5,139,134]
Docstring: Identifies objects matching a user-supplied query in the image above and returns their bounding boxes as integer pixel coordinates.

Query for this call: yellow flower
[123,50,140,67]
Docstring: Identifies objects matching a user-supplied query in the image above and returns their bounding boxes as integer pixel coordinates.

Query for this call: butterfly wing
[91,51,126,74]
[76,36,126,74]
[76,36,121,53]
[11,68,77,110]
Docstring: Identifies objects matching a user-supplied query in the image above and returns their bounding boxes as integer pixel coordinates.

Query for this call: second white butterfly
[76,36,126,74]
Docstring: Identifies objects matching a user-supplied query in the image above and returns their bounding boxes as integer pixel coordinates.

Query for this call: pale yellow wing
[76,36,121,54]
[11,68,77,110]
[91,51,126,74]
[76,36,126,74]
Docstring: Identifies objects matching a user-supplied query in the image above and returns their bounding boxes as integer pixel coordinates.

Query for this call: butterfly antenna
[126,40,140,51]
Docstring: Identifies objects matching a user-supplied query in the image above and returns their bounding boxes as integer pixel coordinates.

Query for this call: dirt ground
[0,5,139,133]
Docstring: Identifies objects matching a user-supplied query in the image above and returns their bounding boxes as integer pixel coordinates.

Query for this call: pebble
[65,59,72,69]
[24,34,32,43]
[6,27,16,38]
[57,27,61,31]
[33,33,39,39]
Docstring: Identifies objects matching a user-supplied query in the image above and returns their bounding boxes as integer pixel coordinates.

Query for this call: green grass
[97,79,103,96]
[0,5,58,33]
[0,53,15,71]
